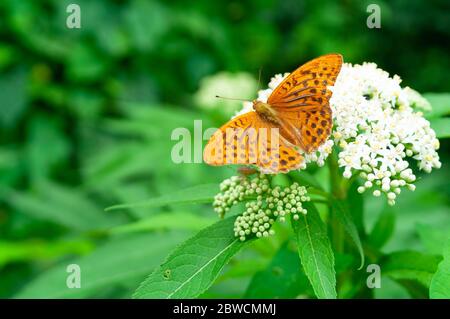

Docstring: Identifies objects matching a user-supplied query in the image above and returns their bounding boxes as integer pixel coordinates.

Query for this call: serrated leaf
[381,250,442,288]
[15,232,187,298]
[133,217,247,299]
[291,202,336,299]
[106,184,218,212]
[430,237,450,298]
[368,209,396,249]
[331,198,365,270]
[245,242,312,298]
[429,118,450,138]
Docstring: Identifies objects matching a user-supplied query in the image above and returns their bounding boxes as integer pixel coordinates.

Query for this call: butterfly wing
[268,53,342,153]
[268,53,343,111]
[203,112,303,173]
[276,106,333,153]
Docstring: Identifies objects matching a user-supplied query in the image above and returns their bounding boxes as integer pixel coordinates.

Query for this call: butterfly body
[204,54,343,174]
[253,100,281,125]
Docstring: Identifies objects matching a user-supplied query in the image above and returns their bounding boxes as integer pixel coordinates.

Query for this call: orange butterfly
[203,53,343,174]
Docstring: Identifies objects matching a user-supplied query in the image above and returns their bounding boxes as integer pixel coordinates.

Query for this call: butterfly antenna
[215,95,251,102]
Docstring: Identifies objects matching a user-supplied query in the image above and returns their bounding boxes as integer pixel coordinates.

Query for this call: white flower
[233,62,441,204]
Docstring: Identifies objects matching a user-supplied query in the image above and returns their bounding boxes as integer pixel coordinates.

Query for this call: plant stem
[328,151,346,200]
[328,150,346,253]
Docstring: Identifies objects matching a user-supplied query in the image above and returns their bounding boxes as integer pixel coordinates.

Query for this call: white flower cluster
[330,63,441,205]
[233,62,441,205]
[213,175,310,241]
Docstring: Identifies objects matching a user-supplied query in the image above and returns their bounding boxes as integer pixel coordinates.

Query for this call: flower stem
[328,150,346,253]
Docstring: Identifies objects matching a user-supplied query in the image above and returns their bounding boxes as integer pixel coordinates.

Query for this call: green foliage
[110,211,216,234]
[245,242,312,298]
[133,217,247,299]
[430,238,450,298]
[2,182,122,231]
[416,224,449,255]
[16,232,187,298]
[291,202,336,299]
[0,0,449,299]
[429,118,450,138]
[381,251,441,288]
[106,184,218,212]
[423,93,450,118]
[330,198,365,269]
[368,209,396,249]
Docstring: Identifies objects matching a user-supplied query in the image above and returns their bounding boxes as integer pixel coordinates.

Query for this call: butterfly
[203,53,343,174]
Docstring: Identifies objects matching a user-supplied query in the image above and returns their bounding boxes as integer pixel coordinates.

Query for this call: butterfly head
[253,100,279,124]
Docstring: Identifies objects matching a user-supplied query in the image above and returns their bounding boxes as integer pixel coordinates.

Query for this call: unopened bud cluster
[214,175,310,241]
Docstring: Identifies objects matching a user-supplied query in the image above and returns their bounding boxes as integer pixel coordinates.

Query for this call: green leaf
[133,217,247,299]
[429,118,450,138]
[110,212,216,234]
[381,251,442,288]
[430,237,450,298]
[368,209,396,249]
[423,93,450,118]
[245,242,312,298]
[15,232,187,298]
[106,184,218,212]
[291,202,336,299]
[331,198,365,270]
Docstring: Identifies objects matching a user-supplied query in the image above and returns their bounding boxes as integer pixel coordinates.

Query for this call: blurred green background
[0,0,449,298]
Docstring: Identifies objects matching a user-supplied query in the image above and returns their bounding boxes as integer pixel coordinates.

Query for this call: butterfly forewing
[268,54,342,153]
[268,53,342,111]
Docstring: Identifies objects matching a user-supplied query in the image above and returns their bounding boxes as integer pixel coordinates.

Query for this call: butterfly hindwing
[203,112,303,173]
[278,104,333,153]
